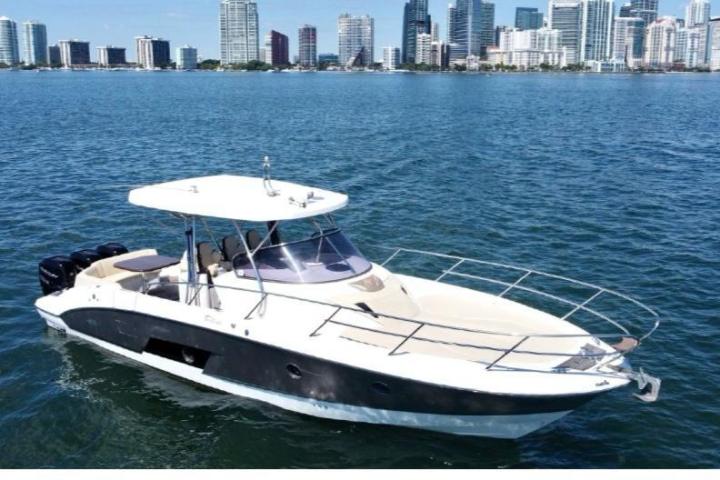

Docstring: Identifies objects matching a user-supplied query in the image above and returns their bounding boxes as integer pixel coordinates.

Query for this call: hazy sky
[0,0,711,61]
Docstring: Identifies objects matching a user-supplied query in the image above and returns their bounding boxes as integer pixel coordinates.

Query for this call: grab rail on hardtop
[377,246,661,344]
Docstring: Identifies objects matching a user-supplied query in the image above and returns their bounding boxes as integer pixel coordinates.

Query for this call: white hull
[39,310,571,439]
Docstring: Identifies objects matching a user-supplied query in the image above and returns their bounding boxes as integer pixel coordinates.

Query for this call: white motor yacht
[35,161,661,439]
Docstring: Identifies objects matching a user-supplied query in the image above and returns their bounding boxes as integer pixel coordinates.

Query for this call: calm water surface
[0,71,719,468]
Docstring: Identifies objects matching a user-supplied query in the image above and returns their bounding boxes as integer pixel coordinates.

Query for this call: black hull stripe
[60,307,603,416]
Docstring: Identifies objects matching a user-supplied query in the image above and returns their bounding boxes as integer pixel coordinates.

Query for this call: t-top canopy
[128,175,348,221]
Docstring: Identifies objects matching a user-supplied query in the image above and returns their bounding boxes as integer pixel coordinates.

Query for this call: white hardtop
[128,175,348,221]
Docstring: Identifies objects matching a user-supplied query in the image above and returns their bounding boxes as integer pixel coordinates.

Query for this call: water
[0,71,719,468]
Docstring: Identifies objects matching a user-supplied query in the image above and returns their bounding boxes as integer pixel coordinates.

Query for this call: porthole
[371,382,391,395]
[286,364,302,379]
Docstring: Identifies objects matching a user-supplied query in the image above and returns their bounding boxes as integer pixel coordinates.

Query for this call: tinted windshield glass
[233,229,371,284]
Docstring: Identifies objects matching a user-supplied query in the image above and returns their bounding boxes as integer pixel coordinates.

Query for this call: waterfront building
[515,7,544,30]
[613,16,646,67]
[710,17,720,70]
[219,0,259,65]
[580,0,615,63]
[318,52,339,66]
[58,40,90,67]
[382,46,401,69]
[619,3,634,17]
[686,0,711,27]
[491,27,565,68]
[402,0,431,64]
[548,1,583,64]
[298,25,317,68]
[432,22,441,43]
[480,2,496,57]
[176,45,198,69]
[447,0,495,60]
[0,16,19,65]
[674,27,703,67]
[47,44,60,65]
[23,20,47,65]
[338,14,374,67]
[447,3,457,43]
[629,0,658,26]
[97,46,126,67]
[136,36,171,69]
[644,16,677,69]
[264,30,289,66]
[416,32,433,64]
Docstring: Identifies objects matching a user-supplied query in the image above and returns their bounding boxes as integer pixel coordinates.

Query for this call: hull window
[144,338,211,369]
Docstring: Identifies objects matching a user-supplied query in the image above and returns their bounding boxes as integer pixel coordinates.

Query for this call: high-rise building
[644,16,677,69]
[47,44,61,65]
[448,0,494,60]
[480,2,496,56]
[383,46,401,69]
[220,0,259,65]
[416,32,433,64]
[619,2,633,17]
[58,40,90,67]
[613,16,646,67]
[0,16,19,65]
[630,0,658,26]
[674,27,704,67]
[516,7,544,30]
[402,0,431,64]
[338,14,374,67]
[23,21,47,65]
[298,25,317,68]
[176,45,198,69]
[548,1,583,64]
[97,46,126,66]
[136,36,170,69]
[490,27,565,68]
[709,17,720,70]
[686,0,711,27]
[264,30,289,66]
[580,0,614,62]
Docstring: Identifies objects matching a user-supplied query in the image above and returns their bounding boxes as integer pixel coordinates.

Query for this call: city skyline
[2,0,713,62]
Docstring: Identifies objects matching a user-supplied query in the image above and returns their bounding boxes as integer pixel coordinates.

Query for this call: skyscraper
[265,30,289,66]
[630,0,658,26]
[515,7,544,30]
[709,17,720,70]
[416,32,433,64]
[619,3,634,17]
[97,46,126,66]
[448,0,493,60]
[47,44,61,65]
[176,45,198,69]
[338,14,374,67]
[58,40,90,67]
[136,36,171,69]
[219,0,259,65]
[644,16,676,68]
[298,25,317,68]
[580,0,614,62]
[402,0,431,64]
[0,16,19,65]
[613,16,645,66]
[382,46,401,69]
[480,2,496,56]
[23,21,47,65]
[548,1,583,64]
[686,0,711,27]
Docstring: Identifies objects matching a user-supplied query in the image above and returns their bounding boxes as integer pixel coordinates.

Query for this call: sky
[0,0,712,62]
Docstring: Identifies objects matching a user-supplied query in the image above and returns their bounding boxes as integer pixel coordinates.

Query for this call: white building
[416,32,432,64]
[579,0,615,63]
[0,16,19,65]
[338,14,374,67]
[548,1,583,64]
[644,17,677,69]
[220,0,259,65]
[675,27,703,68]
[490,27,565,69]
[613,17,645,67]
[686,0,711,27]
[382,46,400,70]
[23,20,47,65]
[710,17,720,70]
[176,45,198,69]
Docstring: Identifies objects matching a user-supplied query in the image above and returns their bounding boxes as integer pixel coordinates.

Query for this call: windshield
[232,229,372,284]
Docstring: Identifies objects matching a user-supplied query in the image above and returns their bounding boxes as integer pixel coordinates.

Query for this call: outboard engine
[96,243,128,259]
[70,249,103,272]
[39,256,77,295]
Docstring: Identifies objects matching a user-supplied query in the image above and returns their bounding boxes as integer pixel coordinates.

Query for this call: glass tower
[23,21,47,65]
[0,16,19,65]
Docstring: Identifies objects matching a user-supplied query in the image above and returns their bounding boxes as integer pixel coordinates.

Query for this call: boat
[35,158,661,439]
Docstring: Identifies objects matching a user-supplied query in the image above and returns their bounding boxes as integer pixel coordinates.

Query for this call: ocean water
[0,70,718,468]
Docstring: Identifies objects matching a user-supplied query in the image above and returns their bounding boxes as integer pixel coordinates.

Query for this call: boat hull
[37,307,601,439]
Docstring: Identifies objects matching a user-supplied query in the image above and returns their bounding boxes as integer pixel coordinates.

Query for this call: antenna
[262,155,279,197]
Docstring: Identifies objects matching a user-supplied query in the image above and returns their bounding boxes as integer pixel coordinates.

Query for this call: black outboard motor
[39,256,77,295]
[96,243,128,259]
[70,249,103,272]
